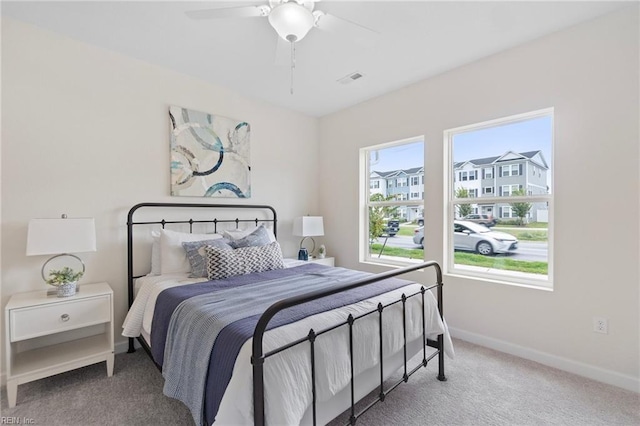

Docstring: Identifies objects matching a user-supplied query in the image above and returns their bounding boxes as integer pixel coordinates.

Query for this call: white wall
[319,7,639,390]
[1,19,320,357]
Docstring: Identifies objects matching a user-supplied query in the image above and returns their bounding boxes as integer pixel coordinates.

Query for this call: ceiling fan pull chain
[290,40,296,95]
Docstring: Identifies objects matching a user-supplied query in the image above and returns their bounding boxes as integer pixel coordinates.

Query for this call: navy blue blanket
[151,264,413,425]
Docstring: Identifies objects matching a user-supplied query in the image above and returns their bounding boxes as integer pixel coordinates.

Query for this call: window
[500,206,514,218]
[370,181,380,189]
[500,164,521,177]
[500,184,521,196]
[445,108,553,288]
[362,137,424,265]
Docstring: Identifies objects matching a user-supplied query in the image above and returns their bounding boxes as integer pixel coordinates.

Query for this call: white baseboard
[449,326,640,393]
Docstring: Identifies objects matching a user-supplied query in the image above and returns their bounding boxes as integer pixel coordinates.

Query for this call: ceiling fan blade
[315,12,379,48]
[274,36,291,67]
[185,5,268,20]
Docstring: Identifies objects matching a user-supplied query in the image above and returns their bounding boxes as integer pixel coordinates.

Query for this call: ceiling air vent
[337,72,364,85]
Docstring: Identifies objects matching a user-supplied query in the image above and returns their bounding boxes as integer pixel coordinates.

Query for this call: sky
[370,115,552,172]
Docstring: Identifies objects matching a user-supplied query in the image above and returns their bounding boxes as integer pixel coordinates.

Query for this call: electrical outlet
[593,317,608,334]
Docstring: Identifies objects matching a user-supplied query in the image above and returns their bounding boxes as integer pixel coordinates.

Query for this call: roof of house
[372,150,548,178]
[371,167,424,177]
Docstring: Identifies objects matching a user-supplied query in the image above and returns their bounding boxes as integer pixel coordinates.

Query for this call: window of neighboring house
[387,180,393,188]
[500,164,521,177]
[500,206,514,218]
[445,108,553,289]
[468,170,477,181]
[370,181,380,189]
[500,184,521,196]
[460,171,468,181]
[362,137,424,266]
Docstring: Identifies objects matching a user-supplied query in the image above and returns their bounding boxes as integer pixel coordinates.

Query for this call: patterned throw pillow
[228,225,273,249]
[182,238,233,278]
[205,241,285,280]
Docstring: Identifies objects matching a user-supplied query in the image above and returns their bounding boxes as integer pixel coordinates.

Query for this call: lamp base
[299,236,316,257]
[297,248,309,261]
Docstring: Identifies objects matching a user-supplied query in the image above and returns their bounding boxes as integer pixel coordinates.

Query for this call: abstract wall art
[169,106,251,198]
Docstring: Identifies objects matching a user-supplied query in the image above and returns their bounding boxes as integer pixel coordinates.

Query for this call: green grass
[498,229,547,241]
[396,225,419,237]
[498,221,548,229]
[454,252,547,274]
[369,244,548,275]
[370,243,424,260]
[525,222,549,228]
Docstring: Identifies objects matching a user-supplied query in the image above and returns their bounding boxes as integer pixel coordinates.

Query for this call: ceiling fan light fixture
[268,2,315,42]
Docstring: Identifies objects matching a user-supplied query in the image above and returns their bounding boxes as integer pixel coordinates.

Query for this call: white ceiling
[2,1,631,117]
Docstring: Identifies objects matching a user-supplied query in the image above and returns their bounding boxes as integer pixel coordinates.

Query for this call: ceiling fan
[185,0,378,93]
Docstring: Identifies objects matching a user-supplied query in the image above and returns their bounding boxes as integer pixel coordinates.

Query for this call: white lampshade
[27,218,96,256]
[293,216,324,237]
[268,1,315,42]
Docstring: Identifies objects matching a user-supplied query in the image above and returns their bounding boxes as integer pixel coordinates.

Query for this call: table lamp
[293,216,324,260]
[26,215,97,284]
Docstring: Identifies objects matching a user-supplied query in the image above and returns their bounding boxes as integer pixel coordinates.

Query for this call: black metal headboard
[126,202,277,312]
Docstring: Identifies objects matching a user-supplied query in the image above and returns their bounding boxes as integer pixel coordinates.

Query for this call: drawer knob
[61,314,70,322]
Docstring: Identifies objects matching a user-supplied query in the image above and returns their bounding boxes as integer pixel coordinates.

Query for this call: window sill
[445,268,553,291]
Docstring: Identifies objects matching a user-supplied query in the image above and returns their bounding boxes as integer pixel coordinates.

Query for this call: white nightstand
[309,257,335,267]
[4,282,114,407]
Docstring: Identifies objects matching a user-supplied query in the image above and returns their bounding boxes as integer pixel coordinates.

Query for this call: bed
[122,202,453,425]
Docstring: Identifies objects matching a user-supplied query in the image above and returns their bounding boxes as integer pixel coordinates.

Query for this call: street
[381,235,548,262]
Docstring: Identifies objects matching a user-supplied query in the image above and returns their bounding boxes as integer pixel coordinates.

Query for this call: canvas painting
[169,106,251,198]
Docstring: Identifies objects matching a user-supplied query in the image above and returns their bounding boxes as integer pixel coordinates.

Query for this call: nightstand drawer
[10,295,111,342]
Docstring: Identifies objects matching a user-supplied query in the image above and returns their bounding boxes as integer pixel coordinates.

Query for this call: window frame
[443,108,554,289]
[361,136,425,267]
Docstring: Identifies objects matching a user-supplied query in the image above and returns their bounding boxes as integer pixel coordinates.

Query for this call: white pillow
[223,225,276,243]
[150,230,161,276]
[159,229,223,274]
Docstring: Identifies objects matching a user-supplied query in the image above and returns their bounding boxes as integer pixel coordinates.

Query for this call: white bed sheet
[122,268,454,425]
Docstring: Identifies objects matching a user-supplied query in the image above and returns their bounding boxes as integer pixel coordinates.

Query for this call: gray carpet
[1,339,638,425]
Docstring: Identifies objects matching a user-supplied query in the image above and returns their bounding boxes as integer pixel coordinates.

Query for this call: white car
[454,220,518,255]
[413,221,519,255]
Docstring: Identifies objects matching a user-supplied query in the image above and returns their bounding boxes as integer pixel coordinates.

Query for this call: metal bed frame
[126,202,446,426]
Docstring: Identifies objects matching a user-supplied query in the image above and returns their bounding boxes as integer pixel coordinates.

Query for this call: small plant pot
[56,281,77,297]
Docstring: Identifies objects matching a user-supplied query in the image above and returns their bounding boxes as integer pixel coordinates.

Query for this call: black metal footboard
[251,261,446,426]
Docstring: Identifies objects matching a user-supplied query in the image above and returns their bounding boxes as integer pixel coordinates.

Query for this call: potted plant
[317,244,326,259]
[46,266,83,297]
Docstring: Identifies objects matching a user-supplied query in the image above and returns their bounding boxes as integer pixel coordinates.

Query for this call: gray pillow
[228,224,273,249]
[182,238,233,278]
[205,241,285,280]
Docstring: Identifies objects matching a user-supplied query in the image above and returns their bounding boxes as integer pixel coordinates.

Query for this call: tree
[509,188,532,226]
[369,193,398,242]
[455,188,473,218]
